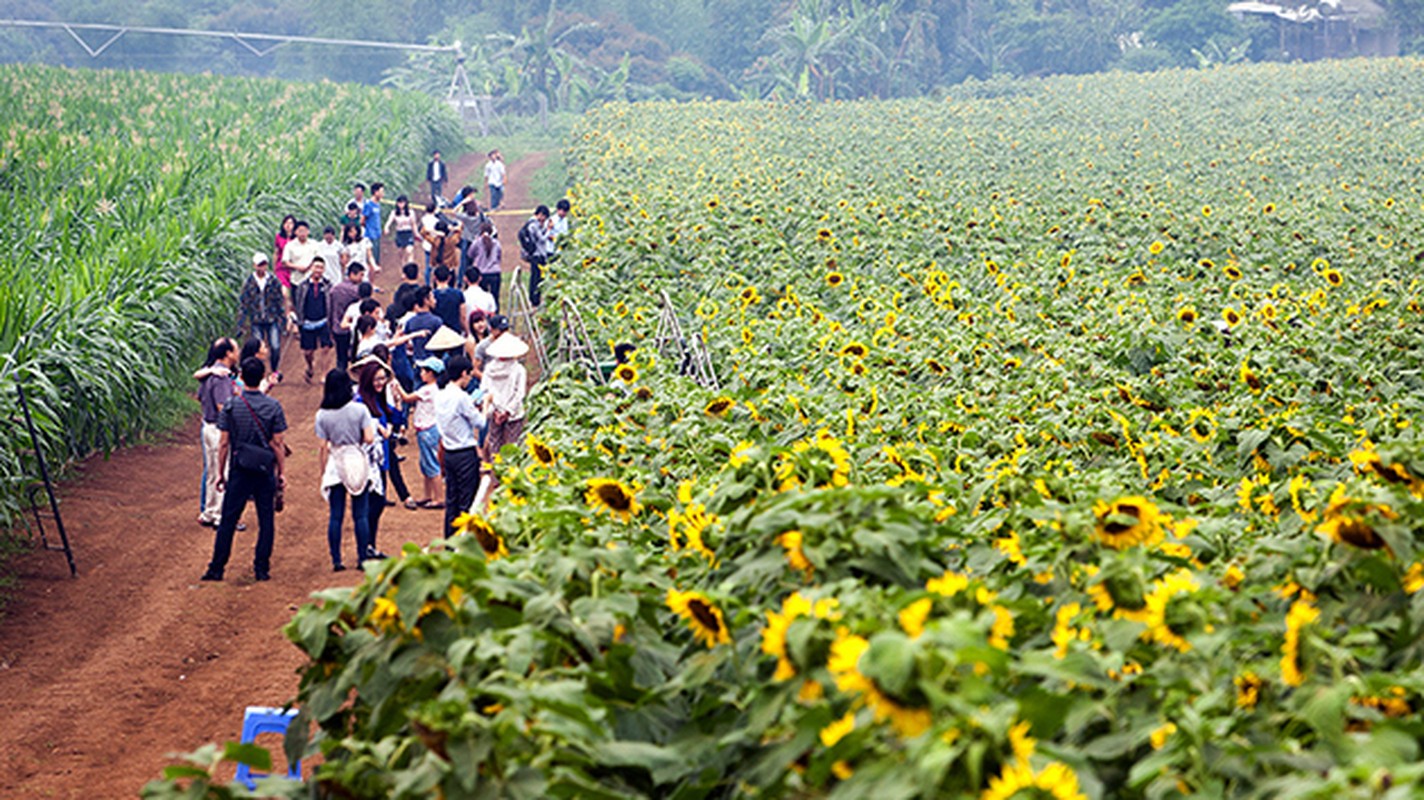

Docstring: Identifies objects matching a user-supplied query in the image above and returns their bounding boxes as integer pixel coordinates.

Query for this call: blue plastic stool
[234,706,302,790]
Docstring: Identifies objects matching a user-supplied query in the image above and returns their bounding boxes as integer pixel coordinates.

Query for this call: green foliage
[0,64,462,527]
[154,58,1424,797]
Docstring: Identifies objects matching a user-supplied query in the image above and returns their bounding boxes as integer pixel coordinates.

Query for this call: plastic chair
[233,706,302,790]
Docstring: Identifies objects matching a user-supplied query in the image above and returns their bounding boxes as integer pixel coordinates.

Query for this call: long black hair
[320,369,354,410]
[239,337,266,364]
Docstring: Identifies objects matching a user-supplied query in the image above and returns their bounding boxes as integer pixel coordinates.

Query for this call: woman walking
[481,334,529,463]
[315,369,378,572]
[469,221,502,310]
[354,359,396,559]
[273,214,297,288]
[385,195,418,268]
[341,222,374,271]
[362,344,413,510]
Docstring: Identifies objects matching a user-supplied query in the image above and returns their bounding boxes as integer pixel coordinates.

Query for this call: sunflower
[820,711,855,748]
[925,358,947,374]
[779,529,812,571]
[762,591,823,679]
[850,361,867,377]
[1239,361,1263,393]
[613,362,638,383]
[667,588,731,648]
[1262,202,1276,214]
[898,598,932,639]
[1223,263,1243,280]
[705,396,735,416]
[1315,484,1394,550]
[1222,306,1242,327]
[452,513,508,560]
[1148,240,1165,255]
[1198,258,1215,270]
[840,341,868,359]
[706,195,720,210]
[825,271,845,287]
[1140,569,1199,652]
[585,477,642,522]
[526,435,556,467]
[669,501,718,563]
[1184,409,1218,441]
[827,630,932,738]
[981,760,1087,800]
[1349,448,1424,493]
[1323,268,1344,287]
[816,227,833,242]
[1004,356,1023,369]
[1093,496,1165,549]
[1281,597,1318,687]
[1235,671,1263,709]
[1177,306,1198,324]
[739,286,761,306]
[1201,205,1212,217]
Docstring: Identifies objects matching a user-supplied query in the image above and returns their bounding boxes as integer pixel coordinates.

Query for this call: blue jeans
[327,484,371,568]
[489,184,504,210]
[252,320,282,372]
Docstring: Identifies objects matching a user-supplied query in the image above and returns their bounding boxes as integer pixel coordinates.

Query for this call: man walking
[427,150,447,205]
[281,220,320,289]
[484,149,506,210]
[201,356,287,582]
[518,205,552,308]
[294,257,336,383]
[236,252,286,376]
[330,262,367,372]
[436,355,484,536]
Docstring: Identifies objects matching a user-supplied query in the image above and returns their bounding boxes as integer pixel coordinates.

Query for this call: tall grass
[0,64,466,526]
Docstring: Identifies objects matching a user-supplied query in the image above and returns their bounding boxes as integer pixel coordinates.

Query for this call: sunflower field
[158,58,1424,798]
[0,65,460,523]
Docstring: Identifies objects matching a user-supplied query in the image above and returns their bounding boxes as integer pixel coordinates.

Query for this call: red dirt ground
[0,151,551,799]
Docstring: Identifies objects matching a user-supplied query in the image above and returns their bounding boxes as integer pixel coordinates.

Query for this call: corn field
[0,64,463,527]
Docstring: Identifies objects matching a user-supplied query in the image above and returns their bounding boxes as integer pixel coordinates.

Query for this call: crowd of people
[196,157,563,582]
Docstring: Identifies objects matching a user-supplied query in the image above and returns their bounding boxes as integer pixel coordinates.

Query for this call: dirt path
[0,151,552,799]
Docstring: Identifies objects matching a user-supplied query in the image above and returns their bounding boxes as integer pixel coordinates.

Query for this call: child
[394,356,444,509]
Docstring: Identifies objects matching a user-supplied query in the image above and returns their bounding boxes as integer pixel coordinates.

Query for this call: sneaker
[236,522,247,532]
[362,551,389,562]
[199,570,223,581]
[197,518,217,528]
[333,564,347,573]
[254,572,271,582]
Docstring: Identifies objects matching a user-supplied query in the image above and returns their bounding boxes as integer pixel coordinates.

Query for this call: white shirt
[254,273,271,293]
[309,239,343,285]
[343,239,373,267]
[420,212,439,253]
[340,302,365,333]
[464,284,497,316]
[484,160,505,188]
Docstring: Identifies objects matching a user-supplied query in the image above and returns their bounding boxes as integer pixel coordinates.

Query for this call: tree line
[3,0,1424,110]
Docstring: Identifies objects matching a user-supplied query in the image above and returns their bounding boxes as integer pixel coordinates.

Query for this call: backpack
[517,219,539,258]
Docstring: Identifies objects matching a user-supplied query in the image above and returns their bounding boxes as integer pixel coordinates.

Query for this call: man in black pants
[201,357,288,582]
[435,355,484,536]
[427,150,447,205]
[517,205,551,308]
